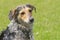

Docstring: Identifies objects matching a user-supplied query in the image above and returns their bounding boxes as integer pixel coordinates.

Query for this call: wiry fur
[0,4,36,40]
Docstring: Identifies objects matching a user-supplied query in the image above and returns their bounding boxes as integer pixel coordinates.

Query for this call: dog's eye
[29,10,32,12]
[21,12,25,15]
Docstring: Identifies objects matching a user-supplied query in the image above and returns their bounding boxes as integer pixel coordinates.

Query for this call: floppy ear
[26,4,36,12]
[8,9,16,20]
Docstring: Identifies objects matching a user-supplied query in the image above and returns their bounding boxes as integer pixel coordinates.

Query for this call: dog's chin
[23,21,33,27]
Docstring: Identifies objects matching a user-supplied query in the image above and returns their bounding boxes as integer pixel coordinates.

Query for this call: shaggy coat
[0,4,36,40]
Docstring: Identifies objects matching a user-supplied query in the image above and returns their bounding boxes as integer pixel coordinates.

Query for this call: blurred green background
[0,0,60,40]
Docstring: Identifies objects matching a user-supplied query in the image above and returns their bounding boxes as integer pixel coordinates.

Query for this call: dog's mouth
[17,17,34,24]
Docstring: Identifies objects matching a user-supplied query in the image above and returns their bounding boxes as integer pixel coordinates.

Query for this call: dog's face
[9,4,36,24]
[17,7,34,23]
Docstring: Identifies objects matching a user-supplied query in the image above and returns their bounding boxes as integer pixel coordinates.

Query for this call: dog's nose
[30,18,34,23]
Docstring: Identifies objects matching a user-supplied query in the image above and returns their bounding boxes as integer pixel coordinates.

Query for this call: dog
[0,4,36,40]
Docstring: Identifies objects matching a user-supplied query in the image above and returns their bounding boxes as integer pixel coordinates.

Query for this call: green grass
[0,0,60,40]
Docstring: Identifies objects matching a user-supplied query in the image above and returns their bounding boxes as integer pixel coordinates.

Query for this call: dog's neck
[8,19,33,32]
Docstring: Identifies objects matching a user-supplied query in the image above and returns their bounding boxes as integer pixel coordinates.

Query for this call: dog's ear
[26,4,36,12]
[8,9,17,20]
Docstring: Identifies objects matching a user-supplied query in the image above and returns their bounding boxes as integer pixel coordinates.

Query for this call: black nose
[30,18,34,23]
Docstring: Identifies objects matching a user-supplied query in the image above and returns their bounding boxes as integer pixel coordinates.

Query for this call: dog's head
[9,4,36,24]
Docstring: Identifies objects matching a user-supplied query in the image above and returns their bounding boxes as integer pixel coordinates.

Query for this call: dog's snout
[30,18,34,23]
